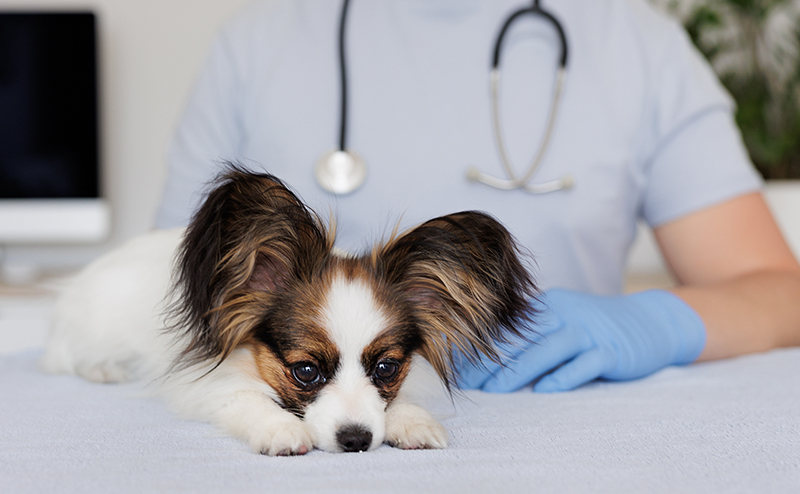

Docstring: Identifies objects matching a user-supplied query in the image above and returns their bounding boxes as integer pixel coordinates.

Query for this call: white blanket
[2,345,799,493]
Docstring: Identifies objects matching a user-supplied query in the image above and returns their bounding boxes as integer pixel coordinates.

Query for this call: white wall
[1,0,252,272]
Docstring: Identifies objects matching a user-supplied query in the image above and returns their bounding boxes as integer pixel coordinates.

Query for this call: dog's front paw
[247,415,314,456]
[76,360,131,383]
[385,402,448,450]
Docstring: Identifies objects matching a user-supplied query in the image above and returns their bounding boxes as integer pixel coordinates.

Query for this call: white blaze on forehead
[306,275,392,452]
[320,275,389,360]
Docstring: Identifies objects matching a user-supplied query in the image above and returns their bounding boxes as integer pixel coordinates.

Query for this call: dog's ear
[170,165,333,367]
[373,211,538,389]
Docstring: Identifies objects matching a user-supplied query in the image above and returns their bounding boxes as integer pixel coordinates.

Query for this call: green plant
[652,0,800,179]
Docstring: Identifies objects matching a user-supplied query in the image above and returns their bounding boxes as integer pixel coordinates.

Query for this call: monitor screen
[0,12,99,199]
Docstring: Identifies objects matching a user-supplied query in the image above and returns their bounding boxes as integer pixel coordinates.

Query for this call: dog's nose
[336,424,373,453]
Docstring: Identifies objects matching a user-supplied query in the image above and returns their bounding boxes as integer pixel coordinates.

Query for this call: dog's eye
[291,362,322,386]
[373,359,400,382]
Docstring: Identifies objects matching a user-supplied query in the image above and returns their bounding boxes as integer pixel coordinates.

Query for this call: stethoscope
[314,0,573,195]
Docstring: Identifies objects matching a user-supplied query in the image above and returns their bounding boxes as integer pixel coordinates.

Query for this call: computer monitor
[0,11,109,244]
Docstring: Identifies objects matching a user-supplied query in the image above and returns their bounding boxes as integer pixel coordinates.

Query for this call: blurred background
[0,0,799,287]
[0,0,251,283]
[653,0,800,180]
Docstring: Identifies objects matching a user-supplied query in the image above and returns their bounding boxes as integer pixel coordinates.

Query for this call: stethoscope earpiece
[315,149,367,195]
[467,166,574,194]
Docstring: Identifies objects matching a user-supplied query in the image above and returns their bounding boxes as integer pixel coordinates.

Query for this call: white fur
[304,276,389,451]
[322,276,389,354]
[41,229,182,382]
[41,229,449,455]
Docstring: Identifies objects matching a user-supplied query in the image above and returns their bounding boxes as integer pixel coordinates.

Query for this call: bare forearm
[672,270,800,361]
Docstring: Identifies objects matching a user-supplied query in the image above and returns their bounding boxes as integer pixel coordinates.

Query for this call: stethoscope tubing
[492,3,568,70]
[471,0,572,193]
[482,66,567,189]
[337,0,351,153]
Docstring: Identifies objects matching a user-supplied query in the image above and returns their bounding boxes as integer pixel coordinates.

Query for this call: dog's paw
[248,416,314,456]
[385,402,448,450]
[76,360,131,383]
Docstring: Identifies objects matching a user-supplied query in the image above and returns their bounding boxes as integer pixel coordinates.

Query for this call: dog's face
[170,167,537,452]
[249,266,420,452]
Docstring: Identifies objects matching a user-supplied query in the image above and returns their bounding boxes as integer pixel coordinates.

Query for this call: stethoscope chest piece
[315,149,367,195]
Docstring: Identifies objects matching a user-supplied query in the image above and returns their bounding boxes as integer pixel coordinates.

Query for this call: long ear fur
[169,165,333,368]
[373,211,538,389]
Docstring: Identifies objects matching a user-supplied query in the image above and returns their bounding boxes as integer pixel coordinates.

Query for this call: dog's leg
[384,399,448,450]
[211,390,314,456]
[384,357,449,450]
[163,347,314,456]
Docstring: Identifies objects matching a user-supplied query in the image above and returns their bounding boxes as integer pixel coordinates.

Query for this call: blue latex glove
[456,288,706,393]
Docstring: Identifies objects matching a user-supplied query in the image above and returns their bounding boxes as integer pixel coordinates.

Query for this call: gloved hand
[456,288,706,393]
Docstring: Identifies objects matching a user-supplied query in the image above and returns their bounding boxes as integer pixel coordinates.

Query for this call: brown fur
[370,212,538,388]
[360,331,416,403]
[168,166,334,369]
[253,338,340,417]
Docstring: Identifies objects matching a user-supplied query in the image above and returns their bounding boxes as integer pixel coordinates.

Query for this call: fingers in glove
[481,327,588,393]
[532,347,615,393]
[455,353,505,389]
[455,327,544,389]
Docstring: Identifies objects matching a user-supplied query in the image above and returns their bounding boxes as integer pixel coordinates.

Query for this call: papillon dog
[42,168,537,455]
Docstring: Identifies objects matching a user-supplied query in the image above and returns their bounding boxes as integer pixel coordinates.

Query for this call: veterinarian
[155,0,800,393]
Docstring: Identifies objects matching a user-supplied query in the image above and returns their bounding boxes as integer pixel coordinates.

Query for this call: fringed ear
[169,165,333,368]
[373,211,538,390]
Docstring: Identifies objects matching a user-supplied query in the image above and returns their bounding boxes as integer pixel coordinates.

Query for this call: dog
[41,168,537,455]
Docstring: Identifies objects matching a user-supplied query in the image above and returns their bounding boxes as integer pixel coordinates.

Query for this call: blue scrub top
[157,0,761,294]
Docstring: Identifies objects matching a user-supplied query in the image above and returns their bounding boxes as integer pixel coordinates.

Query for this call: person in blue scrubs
[156,0,800,392]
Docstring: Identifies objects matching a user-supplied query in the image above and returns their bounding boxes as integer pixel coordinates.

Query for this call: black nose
[336,424,373,453]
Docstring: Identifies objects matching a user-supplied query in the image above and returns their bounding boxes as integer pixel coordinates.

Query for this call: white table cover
[2,345,799,493]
